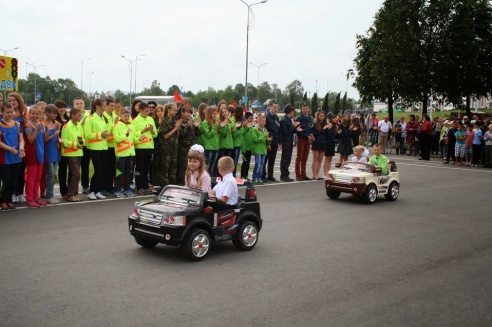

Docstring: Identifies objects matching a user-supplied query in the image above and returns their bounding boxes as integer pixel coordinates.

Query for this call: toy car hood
[134,199,203,216]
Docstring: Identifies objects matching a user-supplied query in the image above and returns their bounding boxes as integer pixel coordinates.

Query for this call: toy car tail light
[247,188,256,201]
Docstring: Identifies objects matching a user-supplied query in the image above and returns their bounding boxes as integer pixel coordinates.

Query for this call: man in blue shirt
[279,104,301,182]
[263,99,281,182]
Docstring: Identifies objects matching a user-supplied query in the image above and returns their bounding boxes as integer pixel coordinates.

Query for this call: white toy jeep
[324,161,400,204]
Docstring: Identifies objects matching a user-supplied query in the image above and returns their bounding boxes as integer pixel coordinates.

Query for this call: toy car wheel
[233,221,259,251]
[326,190,341,199]
[182,228,211,261]
[384,181,399,201]
[134,235,158,248]
[363,184,378,204]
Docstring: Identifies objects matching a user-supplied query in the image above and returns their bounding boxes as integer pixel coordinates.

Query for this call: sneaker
[124,189,135,197]
[35,199,48,206]
[99,191,108,197]
[12,195,18,203]
[95,192,107,199]
[1,203,11,212]
[88,192,97,200]
[7,203,15,210]
[302,176,312,181]
[136,189,147,196]
[114,190,125,198]
[254,180,263,186]
[40,193,47,199]
[46,198,60,204]
[267,177,279,183]
[82,187,90,194]
[296,177,304,181]
[27,201,41,208]
[17,194,27,203]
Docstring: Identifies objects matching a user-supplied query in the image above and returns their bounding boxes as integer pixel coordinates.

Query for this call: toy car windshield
[159,187,203,206]
[341,162,372,172]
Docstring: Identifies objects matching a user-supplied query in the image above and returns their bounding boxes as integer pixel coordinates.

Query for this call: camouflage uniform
[176,118,196,185]
[151,118,163,186]
[158,116,178,187]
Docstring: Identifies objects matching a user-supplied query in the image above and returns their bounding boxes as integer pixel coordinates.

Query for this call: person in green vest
[113,107,136,198]
[102,98,116,194]
[60,108,84,202]
[133,102,157,195]
[199,106,220,177]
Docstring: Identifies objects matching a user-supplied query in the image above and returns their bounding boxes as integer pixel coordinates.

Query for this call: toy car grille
[334,175,353,184]
[138,209,163,226]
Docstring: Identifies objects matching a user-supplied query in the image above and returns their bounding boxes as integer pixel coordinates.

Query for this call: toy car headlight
[352,177,365,183]
[164,215,186,226]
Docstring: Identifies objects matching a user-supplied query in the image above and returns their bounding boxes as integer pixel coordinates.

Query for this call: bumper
[128,217,185,245]
[325,180,368,195]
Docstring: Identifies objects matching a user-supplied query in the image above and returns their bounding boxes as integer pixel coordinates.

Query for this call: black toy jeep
[128,181,262,261]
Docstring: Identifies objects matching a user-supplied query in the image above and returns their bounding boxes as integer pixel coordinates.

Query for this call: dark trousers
[81,147,91,188]
[231,146,241,177]
[351,133,360,147]
[431,133,440,154]
[240,150,252,179]
[263,140,278,180]
[205,150,219,178]
[472,144,482,165]
[66,157,81,197]
[280,142,293,178]
[58,156,70,196]
[102,148,116,192]
[446,142,456,163]
[420,134,432,160]
[15,162,25,196]
[0,163,21,204]
[135,148,153,190]
[115,156,133,191]
[88,149,107,193]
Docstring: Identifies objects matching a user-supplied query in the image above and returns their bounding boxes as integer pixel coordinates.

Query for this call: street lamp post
[26,62,44,104]
[121,55,134,105]
[134,54,145,95]
[249,62,266,100]
[0,47,19,56]
[240,0,267,110]
[81,58,92,97]
[89,72,95,100]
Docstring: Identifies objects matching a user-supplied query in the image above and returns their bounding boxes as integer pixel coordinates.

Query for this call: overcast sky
[4,0,384,100]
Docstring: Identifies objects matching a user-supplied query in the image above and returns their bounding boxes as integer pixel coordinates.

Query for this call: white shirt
[213,173,238,205]
[351,156,368,163]
[378,120,392,133]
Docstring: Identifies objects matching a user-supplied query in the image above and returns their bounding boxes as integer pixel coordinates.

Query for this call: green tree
[322,93,329,112]
[289,93,295,108]
[342,92,348,113]
[333,92,341,115]
[310,92,318,117]
[284,80,304,108]
[302,92,307,105]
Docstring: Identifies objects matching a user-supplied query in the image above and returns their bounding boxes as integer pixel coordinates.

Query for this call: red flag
[231,100,236,107]
[185,100,190,106]
[174,90,183,102]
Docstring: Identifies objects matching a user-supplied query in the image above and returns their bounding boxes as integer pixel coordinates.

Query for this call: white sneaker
[18,194,27,203]
[95,192,106,199]
[12,195,19,203]
[88,192,97,200]
[46,198,60,204]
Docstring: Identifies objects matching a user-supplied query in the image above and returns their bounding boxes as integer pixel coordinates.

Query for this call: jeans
[205,149,219,177]
[253,155,266,181]
[45,161,59,199]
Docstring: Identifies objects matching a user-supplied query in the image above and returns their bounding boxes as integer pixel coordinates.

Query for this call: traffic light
[11,58,18,80]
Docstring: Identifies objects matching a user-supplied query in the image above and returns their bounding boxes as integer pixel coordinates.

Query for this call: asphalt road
[1,154,491,327]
